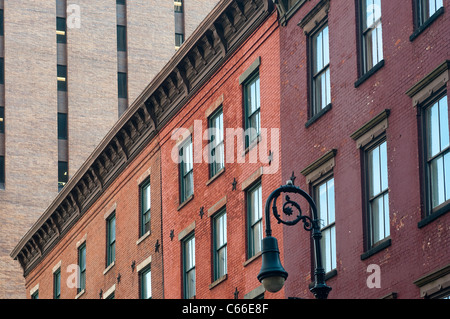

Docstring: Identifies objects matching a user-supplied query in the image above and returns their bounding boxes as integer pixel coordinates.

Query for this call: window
[78,243,86,293]
[57,65,67,92]
[417,0,444,26]
[244,73,261,148]
[179,137,193,203]
[58,161,68,191]
[117,25,126,52]
[116,0,126,4]
[0,106,4,133]
[31,290,39,299]
[175,33,184,48]
[360,0,383,75]
[174,0,183,13]
[0,156,4,187]
[0,9,4,37]
[208,108,224,178]
[54,269,61,299]
[140,266,152,299]
[56,17,66,44]
[106,213,116,267]
[365,139,390,247]
[424,94,450,213]
[213,209,227,281]
[0,57,4,85]
[140,178,151,236]
[183,234,195,299]
[58,113,68,140]
[247,182,263,258]
[118,72,127,99]
[311,23,331,116]
[314,177,336,273]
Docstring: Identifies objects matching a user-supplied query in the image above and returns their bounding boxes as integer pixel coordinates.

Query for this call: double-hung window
[213,209,227,281]
[314,176,336,273]
[417,0,444,27]
[140,178,151,236]
[183,234,195,299]
[78,243,86,293]
[360,0,383,75]
[106,213,116,267]
[209,108,224,178]
[244,73,261,148]
[179,137,193,203]
[424,94,450,213]
[311,23,331,116]
[247,182,263,258]
[140,266,152,299]
[53,268,61,299]
[365,139,390,247]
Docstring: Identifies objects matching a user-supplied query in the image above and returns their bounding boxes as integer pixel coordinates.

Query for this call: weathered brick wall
[280,0,450,299]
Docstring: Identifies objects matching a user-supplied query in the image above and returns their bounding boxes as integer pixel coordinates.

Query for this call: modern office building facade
[1,0,219,299]
[10,0,450,300]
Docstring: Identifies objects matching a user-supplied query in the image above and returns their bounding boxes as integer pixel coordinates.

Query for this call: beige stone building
[0,0,219,299]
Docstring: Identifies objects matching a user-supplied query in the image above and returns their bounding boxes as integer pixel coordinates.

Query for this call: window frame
[309,20,331,118]
[140,265,152,299]
[212,208,227,281]
[208,107,225,178]
[358,0,384,77]
[363,135,390,250]
[243,72,261,149]
[53,268,61,299]
[139,178,151,236]
[106,213,116,267]
[77,243,86,293]
[246,181,263,259]
[179,136,194,204]
[312,174,336,274]
[420,90,450,222]
[182,233,196,299]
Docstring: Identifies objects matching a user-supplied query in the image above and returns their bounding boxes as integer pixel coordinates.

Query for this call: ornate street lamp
[257,180,332,299]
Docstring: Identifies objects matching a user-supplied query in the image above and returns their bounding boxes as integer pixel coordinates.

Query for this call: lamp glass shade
[262,276,286,293]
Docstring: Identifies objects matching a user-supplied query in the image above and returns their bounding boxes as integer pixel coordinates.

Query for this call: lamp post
[257,180,332,299]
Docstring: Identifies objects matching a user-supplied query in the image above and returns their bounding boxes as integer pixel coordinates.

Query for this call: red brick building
[10,0,450,300]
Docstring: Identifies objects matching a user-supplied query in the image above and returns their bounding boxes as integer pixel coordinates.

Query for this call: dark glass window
[117,25,126,52]
[208,108,224,178]
[56,17,67,44]
[118,72,127,99]
[175,33,184,48]
[179,137,193,203]
[57,65,67,92]
[0,106,4,134]
[31,290,39,299]
[58,113,68,140]
[106,213,116,267]
[174,0,183,13]
[78,243,86,293]
[244,73,261,148]
[116,0,126,4]
[0,9,4,37]
[0,156,4,187]
[0,57,4,85]
[58,161,68,191]
[140,266,152,299]
[140,178,151,236]
[53,269,61,299]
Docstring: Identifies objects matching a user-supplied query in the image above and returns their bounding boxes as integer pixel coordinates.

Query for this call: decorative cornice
[11,0,275,276]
